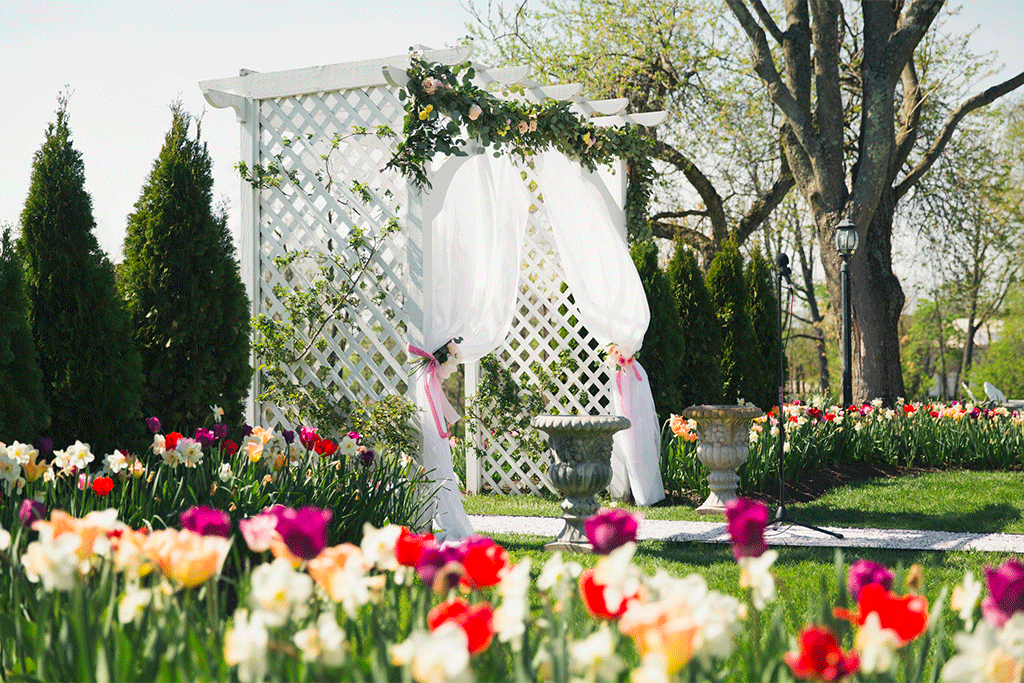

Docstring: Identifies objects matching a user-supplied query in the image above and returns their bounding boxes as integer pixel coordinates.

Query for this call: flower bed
[0,413,427,546]
[1,499,1020,682]
[663,399,1024,499]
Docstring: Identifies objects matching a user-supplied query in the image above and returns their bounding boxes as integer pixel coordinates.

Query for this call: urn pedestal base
[680,405,764,515]
[531,414,631,553]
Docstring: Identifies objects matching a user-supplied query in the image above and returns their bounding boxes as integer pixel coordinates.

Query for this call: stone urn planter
[680,404,764,515]
[531,414,631,552]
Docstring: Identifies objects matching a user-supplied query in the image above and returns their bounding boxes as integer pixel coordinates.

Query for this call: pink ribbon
[615,356,643,399]
[408,344,460,439]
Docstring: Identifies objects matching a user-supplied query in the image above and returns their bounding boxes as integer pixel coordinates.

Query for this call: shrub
[745,250,780,411]
[120,103,252,431]
[0,228,48,442]
[705,241,760,405]
[630,240,685,423]
[19,96,144,454]
[666,238,722,407]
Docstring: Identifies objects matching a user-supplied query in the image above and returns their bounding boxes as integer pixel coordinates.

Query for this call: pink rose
[529,118,537,132]
[468,104,483,121]
[517,120,529,134]
[422,77,439,95]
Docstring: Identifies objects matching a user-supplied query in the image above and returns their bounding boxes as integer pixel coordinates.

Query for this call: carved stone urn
[680,404,764,515]
[531,414,631,552]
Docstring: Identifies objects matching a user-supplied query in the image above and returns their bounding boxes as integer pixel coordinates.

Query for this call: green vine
[386,57,656,241]
[240,126,412,435]
[464,353,570,459]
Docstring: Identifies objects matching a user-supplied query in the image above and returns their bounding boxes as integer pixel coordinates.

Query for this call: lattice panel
[470,164,615,496]
[254,87,414,433]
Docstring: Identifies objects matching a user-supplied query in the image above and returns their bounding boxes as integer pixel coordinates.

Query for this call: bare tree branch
[892,58,923,176]
[751,0,784,44]
[651,139,729,244]
[734,163,796,245]
[651,210,709,221]
[723,0,820,162]
[896,70,1024,200]
[650,221,713,253]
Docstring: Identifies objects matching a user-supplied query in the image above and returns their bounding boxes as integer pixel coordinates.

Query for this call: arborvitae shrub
[120,104,252,431]
[629,240,685,424]
[0,228,49,442]
[19,98,144,454]
[666,239,723,407]
[745,250,781,411]
[705,241,760,405]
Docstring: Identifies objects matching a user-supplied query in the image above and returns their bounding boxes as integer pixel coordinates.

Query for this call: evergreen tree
[629,240,685,424]
[705,241,760,405]
[666,239,723,407]
[0,227,49,442]
[19,97,143,454]
[120,104,252,430]
[745,250,780,411]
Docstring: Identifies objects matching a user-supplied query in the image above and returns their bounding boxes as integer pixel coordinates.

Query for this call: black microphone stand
[771,253,843,539]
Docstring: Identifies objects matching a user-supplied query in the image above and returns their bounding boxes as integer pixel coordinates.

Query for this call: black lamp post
[835,217,859,408]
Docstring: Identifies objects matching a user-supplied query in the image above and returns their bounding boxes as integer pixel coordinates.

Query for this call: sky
[2,1,1022,264]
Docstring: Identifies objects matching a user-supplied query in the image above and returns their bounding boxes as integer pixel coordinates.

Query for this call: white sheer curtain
[415,152,531,540]
[535,150,665,506]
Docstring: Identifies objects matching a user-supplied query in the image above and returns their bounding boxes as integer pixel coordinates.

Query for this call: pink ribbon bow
[408,344,460,439]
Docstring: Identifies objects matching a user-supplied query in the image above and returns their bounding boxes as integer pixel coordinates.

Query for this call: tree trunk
[817,188,906,405]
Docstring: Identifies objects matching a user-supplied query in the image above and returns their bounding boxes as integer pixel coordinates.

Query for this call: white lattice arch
[200,46,665,499]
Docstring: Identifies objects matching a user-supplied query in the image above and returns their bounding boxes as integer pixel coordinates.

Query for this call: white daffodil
[0,450,22,492]
[632,652,672,683]
[224,609,269,683]
[211,405,224,423]
[594,542,643,612]
[391,623,471,683]
[218,463,233,482]
[999,613,1024,660]
[118,584,152,624]
[338,436,359,459]
[65,440,95,470]
[176,438,204,468]
[0,525,10,552]
[738,549,778,611]
[22,534,82,592]
[951,571,984,631]
[249,558,313,627]
[537,551,582,598]
[494,558,532,645]
[150,433,166,456]
[570,624,626,682]
[6,441,35,465]
[361,522,403,572]
[104,450,129,475]
[856,612,901,675]
[293,612,347,667]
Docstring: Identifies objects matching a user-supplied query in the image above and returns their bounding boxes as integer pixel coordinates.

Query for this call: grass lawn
[464,469,1024,630]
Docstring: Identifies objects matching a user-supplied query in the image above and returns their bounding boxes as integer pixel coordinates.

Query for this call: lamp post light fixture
[835,217,859,408]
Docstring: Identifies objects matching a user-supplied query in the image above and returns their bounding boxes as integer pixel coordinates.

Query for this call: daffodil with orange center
[618,598,700,676]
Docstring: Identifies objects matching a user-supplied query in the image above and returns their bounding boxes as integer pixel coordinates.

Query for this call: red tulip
[579,567,634,620]
[427,597,495,655]
[784,625,859,681]
[395,526,435,567]
[92,476,115,497]
[833,583,928,644]
[460,541,509,589]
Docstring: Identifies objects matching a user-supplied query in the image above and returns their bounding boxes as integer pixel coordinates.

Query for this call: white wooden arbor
[200,46,665,497]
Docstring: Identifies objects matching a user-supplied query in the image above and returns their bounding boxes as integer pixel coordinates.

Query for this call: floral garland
[386,57,656,241]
